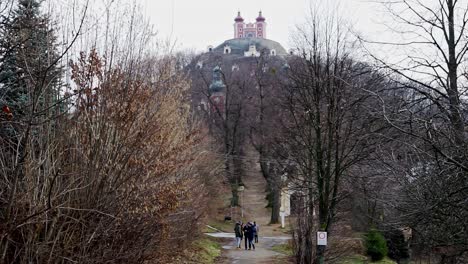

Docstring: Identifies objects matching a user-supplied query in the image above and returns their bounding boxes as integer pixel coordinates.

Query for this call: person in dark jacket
[246,222,256,250]
[242,223,249,250]
[234,222,243,248]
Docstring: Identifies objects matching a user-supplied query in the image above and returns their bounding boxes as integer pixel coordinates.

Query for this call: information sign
[317,231,327,246]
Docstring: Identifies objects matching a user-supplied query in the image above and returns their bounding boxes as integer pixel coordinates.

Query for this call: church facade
[233,11,267,39]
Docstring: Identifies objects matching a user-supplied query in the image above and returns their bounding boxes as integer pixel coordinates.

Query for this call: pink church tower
[233,11,267,39]
[256,11,266,38]
[234,11,245,38]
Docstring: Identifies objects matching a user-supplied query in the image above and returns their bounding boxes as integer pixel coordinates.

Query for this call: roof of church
[213,38,287,56]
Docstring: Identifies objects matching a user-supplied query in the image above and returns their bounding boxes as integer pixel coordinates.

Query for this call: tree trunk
[259,157,281,223]
[270,186,280,224]
[231,187,239,207]
[446,0,465,144]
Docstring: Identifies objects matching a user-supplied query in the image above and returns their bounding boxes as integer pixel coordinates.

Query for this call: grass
[271,242,294,256]
[338,255,397,264]
[190,236,222,264]
[205,219,235,233]
[202,225,219,233]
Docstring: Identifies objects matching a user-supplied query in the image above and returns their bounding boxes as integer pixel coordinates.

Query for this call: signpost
[237,186,245,219]
[317,231,327,246]
[317,231,327,264]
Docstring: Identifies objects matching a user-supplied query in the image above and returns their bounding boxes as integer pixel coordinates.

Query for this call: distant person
[242,222,249,250]
[247,222,256,250]
[253,221,259,243]
[234,221,243,249]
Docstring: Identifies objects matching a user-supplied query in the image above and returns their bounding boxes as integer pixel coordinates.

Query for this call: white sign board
[317,232,327,246]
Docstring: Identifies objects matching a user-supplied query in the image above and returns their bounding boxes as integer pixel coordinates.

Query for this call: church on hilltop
[233,11,266,39]
[190,10,291,114]
[207,11,288,57]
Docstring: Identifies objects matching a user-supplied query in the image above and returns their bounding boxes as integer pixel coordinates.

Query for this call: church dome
[212,38,287,56]
[256,11,265,22]
[234,11,244,22]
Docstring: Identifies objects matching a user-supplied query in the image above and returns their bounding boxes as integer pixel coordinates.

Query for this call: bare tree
[280,6,386,263]
[189,54,252,207]
[248,53,287,224]
[0,1,220,262]
[362,1,468,262]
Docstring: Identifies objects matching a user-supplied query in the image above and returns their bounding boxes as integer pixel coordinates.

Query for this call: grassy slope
[170,235,222,264]
[191,237,222,264]
[271,242,294,256]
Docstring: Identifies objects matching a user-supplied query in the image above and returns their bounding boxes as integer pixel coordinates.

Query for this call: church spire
[235,11,244,22]
[256,10,265,22]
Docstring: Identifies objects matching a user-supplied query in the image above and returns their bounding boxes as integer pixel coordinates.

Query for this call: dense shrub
[384,229,410,262]
[365,229,388,261]
[0,49,220,263]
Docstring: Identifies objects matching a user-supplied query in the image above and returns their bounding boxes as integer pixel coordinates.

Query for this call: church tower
[234,11,245,38]
[233,11,267,39]
[256,11,266,38]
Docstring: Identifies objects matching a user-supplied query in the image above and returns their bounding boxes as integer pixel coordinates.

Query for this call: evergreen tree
[365,229,389,261]
[0,0,62,123]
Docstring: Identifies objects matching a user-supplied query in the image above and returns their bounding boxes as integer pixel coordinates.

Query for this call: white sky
[141,0,383,52]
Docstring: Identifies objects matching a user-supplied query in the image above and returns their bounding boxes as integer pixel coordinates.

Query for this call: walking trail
[206,151,293,264]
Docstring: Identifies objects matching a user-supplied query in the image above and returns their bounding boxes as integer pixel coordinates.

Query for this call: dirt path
[218,237,291,264]
[239,152,285,236]
[206,233,291,264]
[212,150,292,263]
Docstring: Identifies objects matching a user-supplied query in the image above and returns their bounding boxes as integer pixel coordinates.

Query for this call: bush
[365,229,388,261]
[384,229,410,262]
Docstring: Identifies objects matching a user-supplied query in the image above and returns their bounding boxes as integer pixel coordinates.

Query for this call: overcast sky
[140,0,384,52]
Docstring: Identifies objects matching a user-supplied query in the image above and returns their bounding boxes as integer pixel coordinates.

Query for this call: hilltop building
[207,11,288,58]
[233,11,266,39]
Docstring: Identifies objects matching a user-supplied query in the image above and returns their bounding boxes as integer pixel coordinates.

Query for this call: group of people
[234,221,259,250]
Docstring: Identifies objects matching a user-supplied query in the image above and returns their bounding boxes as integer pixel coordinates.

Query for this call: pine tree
[0,0,62,123]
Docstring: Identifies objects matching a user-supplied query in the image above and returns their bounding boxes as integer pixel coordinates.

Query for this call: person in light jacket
[253,221,259,243]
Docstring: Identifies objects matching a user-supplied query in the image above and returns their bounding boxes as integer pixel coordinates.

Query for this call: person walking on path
[253,221,259,243]
[242,222,249,250]
[247,222,256,250]
[234,222,243,249]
